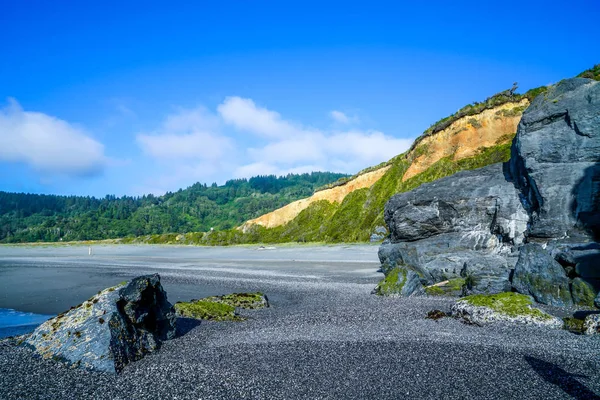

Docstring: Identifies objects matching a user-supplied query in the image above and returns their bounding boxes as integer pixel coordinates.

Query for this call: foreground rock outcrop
[25,274,176,373]
[451,293,563,329]
[379,163,528,292]
[378,77,600,309]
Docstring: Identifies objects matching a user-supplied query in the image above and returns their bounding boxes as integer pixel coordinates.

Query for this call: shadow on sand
[525,355,600,399]
[176,317,202,337]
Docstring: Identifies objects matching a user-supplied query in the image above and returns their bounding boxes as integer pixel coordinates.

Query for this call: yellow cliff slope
[242,99,528,230]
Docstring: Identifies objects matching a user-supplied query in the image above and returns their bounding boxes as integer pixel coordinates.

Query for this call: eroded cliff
[243,99,528,231]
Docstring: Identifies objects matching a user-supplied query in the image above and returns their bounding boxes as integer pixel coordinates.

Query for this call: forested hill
[0,172,348,243]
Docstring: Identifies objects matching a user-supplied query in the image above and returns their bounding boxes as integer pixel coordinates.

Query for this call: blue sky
[1,1,598,197]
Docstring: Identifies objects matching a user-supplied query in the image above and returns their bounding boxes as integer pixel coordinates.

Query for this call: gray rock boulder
[596,292,600,309]
[460,255,512,295]
[25,274,176,373]
[507,78,600,240]
[570,277,597,307]
[512,244,573,307]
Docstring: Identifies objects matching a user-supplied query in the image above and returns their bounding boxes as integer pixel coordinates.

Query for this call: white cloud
[135,106,237,194]
[0,98,107,177]
[330,110,360,125]
[218,96,297,138]
[330,110,348,124]
[135,98,414,193]
[219,97,412,177]
[137,107,232,160]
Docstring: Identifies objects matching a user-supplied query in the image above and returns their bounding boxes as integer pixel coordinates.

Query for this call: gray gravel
[1,244,599,399]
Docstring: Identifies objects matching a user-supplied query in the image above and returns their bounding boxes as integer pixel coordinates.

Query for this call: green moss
[571,278,596,307]
[205,292,268,309]
[375,267,407,296]
[462,292,553,320]
[174,300,241,321]
[447,278,466,291]
[425,278,465,296]
[563,317,585,334]
[425,285,445,296]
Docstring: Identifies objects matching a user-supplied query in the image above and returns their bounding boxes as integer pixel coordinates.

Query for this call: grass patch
[461,292,553,320]
[174,300,241,321]
[425,286,445,296]
[447,278,466,291]
[204,292,268,309]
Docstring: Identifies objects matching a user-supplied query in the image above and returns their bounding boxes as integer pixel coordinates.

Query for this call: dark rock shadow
[571,163,600,242]
[176,317,202,337]
[525,355,600,399]
[573,309,600,320]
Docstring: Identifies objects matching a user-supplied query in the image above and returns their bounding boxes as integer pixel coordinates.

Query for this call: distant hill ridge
[0,172,348,243]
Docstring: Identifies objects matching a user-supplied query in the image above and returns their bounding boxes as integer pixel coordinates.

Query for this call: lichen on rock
[583,314,600,335]
[24,274,176,373]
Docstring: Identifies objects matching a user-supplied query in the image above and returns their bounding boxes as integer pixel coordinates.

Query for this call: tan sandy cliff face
[242,99,529,230]
[403,99,529,181]
[241,166,390,230]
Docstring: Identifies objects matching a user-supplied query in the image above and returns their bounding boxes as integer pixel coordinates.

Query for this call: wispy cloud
[135,97,413,194]
[0,98,107,177]
[329,110,356,124]
[217,97,297,138]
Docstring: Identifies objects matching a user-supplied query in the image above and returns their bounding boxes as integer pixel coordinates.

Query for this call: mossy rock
[375,267,406,296]
[174,300,241,321]
[460,292,552,319]
[452,292,563,329]
[174,292,268,321]
[563,317,586,334]
[571,278,596,308]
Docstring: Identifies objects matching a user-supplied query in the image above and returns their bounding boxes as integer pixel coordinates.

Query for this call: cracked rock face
[25,274,176,373]
[507,78,600,241]
[379,163,527,295]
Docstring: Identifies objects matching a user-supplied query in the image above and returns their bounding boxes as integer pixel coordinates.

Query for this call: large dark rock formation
[25,274,176,373]
[379,163,527,293]
[379,78,600,306]
[507,78,600,241]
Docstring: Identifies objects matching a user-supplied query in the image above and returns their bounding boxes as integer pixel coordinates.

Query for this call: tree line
[0,172,348,243]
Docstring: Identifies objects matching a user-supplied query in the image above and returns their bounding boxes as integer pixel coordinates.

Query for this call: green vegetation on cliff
[133,140,513,245]
[240,141,513,244]
[578,64,600,81]
[0,172,348,243]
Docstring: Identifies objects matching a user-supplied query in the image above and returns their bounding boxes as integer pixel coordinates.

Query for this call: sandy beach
[1,244,599,399]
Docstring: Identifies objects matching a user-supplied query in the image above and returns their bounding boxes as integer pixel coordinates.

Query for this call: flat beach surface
[1,244,599,399]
